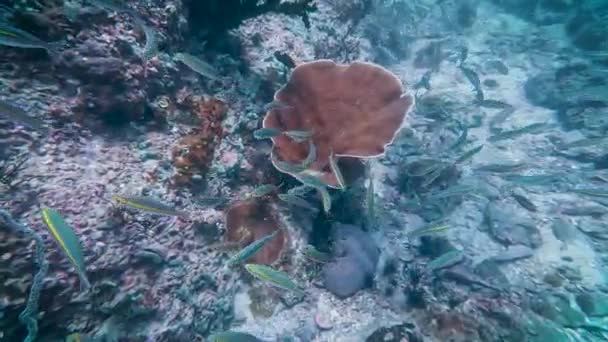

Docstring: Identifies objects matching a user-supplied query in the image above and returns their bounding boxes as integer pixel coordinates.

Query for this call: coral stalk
[0,208,49,342]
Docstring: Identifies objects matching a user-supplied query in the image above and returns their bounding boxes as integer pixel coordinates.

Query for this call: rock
[322,223,379,299]
[575,293,608,317]
[365,322,418,342]
[323,258,369,299]
[484,203,542,247]
[490,245,534,263]
[314,312,332,331]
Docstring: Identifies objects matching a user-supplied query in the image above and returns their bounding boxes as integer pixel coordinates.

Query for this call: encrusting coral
[262,59,414,188]
[224,199,287,265]
[171,95,227,186]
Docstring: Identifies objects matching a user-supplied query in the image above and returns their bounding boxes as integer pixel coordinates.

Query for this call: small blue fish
[208,331,263,342]
[254,128,282,140]
[227,230,279,267]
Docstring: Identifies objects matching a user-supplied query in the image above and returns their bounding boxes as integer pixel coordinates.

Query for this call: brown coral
[171,95,227,186]
[224,199,287,265]
[262,60,413,188]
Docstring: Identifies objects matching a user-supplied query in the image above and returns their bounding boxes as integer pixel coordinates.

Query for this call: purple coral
[322,223,379,299]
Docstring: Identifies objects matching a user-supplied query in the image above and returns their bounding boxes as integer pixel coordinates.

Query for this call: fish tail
[45,41,65,56]
[78,273,91,292]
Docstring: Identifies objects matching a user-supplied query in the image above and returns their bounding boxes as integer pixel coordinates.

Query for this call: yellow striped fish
[112,195,189,218]
[41,207,91,291]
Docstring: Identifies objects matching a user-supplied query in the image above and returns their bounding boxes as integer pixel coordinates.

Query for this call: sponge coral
[262,60,413,188]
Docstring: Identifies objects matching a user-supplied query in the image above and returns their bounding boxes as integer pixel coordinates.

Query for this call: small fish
[41,207,91,291]
[427,250,463,271]
[227,230,279,267]
[250,184,279,198]
[174,52,220,80]
[487,122,549,142]
[271,151,306,174]
[551,217,576,250]
[562,204,607,217]
[511,191,537,212]
[263,101,293,112]
[0,100,45,130]
[328,149,345,190]
[273,51,296,69]
[459,65,483,101]
[318,187,332,214]
[253,127,282,140]
[426,184,477,201]
[65,333,82,342]
[407,222,450,239]
[300,139,316,168]
[560,137,608,150]
[208,331,263,342]
[501,173,561,186]
[65,333,100,342]
[449,120,467,151]
[0,24,63,54]
[136,18,158,61]
[454,145,483,164]
[478,99,512,109]
[459,46,468,65]
[571,188,608,198]
[414,70,432,90]
[112,195,189,218]
[295,170,333,189]
[488,106,515,133]
[244,263,305,296]
[284,130,312,142]
[442,268,502,292]
[420,167,445,188]
[475,162,526,173]
[407,160,446,177]
[277,193,318,212]
[302,245,331,263]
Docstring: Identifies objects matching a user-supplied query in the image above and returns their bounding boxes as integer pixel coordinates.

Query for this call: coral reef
[2,0,608,341]
[263,60,414,188]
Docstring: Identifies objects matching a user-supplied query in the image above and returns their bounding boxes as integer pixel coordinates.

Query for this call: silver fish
[0,100,45,130]
[0,24,63,54]
[174,52,220,80]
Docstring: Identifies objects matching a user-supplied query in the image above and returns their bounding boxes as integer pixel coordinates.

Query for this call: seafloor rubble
[1,0,608,341]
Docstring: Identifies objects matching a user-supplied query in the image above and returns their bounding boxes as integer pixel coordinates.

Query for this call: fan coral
[171,95,227,186]
[262,60,413,188]
[224,199,287,265]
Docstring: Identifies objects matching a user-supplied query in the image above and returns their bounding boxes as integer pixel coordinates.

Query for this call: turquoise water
[0,0,607,341]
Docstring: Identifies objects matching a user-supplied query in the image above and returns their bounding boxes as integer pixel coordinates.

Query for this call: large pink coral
[262,60,413,188]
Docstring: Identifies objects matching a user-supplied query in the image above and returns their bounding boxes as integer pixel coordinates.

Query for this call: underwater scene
[1,0,608,341]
